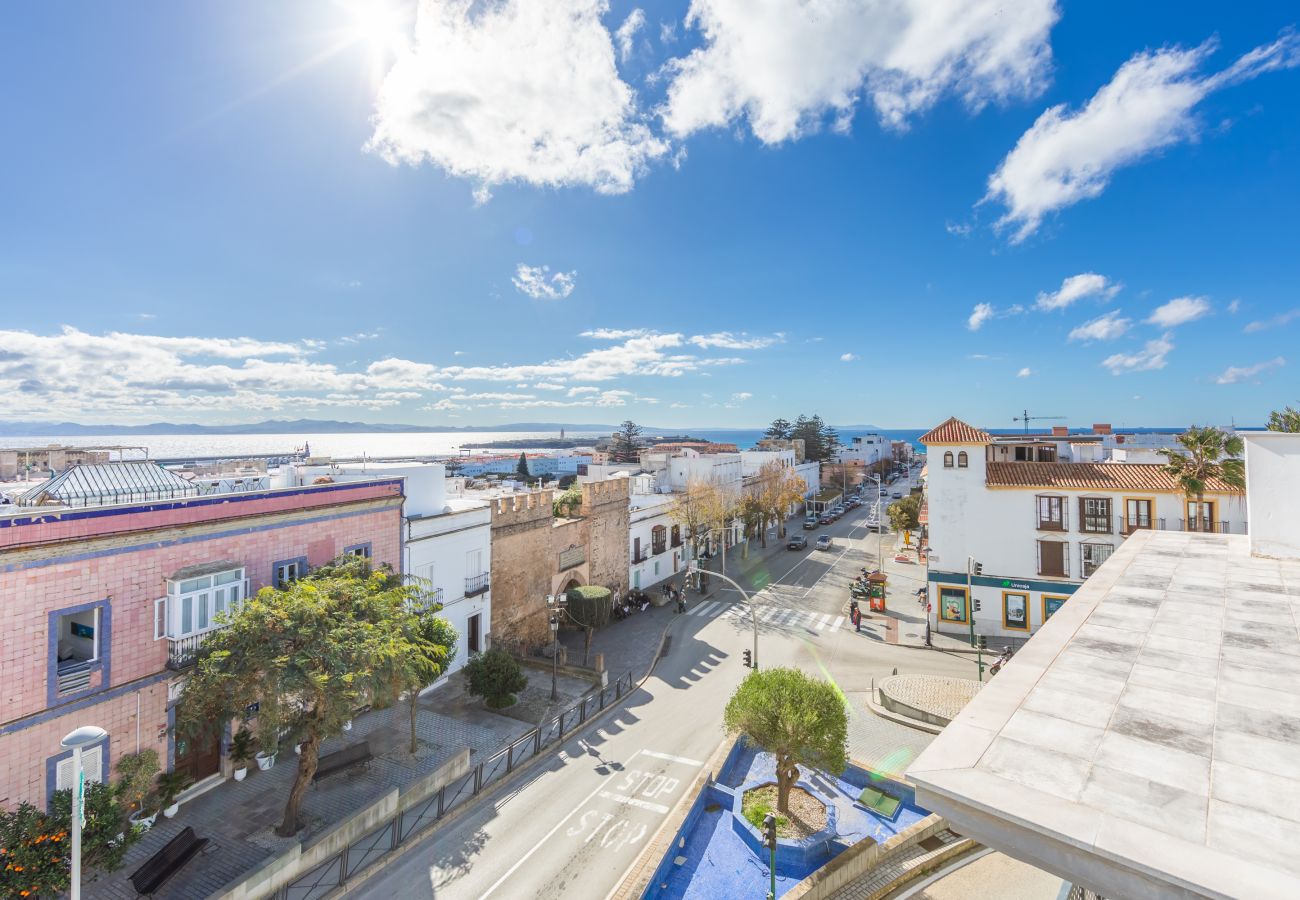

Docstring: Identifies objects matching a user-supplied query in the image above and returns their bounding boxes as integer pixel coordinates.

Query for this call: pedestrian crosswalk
[682,600,849,632]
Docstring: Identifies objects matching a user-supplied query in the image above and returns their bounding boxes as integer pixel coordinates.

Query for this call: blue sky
[2,1,1298,430]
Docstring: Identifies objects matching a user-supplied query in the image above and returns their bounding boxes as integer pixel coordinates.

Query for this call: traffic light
[742,650,753,668]
[762,812,778,851]
[972,561,984,576]
[977,634,988,650]
[973,597,982,612]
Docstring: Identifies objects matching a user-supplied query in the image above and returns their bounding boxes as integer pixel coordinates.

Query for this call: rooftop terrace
[908,529,1300,900]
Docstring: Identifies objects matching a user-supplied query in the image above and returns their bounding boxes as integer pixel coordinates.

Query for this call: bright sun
[336,0,411,84]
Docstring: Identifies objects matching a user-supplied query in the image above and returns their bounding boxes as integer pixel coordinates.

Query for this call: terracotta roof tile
[985,462,1242,493]
[918,417,992,445]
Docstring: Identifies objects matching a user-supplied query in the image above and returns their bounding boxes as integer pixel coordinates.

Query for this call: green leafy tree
[887,495,922,533]
[724,668,848,814]
[516,452,531,480]
[176,555,456,836]
[1161,426,1246,531]
[380,598,458,755]
[565,585,612,665]
[463,648,528,709]
[791,414,839,462]
[819,419,841,460]
[764,418,793,441]
[552,486,583,518]
[1268,404,1300,432]
[610,420,644,463]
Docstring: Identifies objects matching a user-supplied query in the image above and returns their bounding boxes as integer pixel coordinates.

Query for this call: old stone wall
[489,491,554,648]
[581,479,630,595]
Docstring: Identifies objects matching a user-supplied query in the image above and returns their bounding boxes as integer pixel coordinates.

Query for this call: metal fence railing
[273,669,636,900]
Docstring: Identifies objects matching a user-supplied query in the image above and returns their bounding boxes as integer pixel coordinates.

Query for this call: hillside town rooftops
[908,529,1300,899]
[918,417,993,445]
[985,461,1243,493]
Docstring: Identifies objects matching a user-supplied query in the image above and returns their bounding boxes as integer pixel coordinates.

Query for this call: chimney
[1092,423,1112,435]
[1051,426,1069,437]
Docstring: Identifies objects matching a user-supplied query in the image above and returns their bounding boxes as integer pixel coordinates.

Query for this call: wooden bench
[312,741,372,784]
[129,826,209,896]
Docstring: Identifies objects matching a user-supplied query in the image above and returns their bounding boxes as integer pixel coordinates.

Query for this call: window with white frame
[156,568,247,641]
[1081,543,1114,578]
[274,559,305,588]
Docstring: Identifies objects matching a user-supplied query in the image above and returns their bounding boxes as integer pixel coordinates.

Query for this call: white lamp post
[61,725,108,900]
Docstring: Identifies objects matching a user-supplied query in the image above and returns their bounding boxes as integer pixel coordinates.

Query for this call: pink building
[0,463,404,809]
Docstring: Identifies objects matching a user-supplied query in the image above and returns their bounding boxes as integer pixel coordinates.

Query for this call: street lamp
[688,562,758,669]
[61,725,107,900]
[545,593,565,701]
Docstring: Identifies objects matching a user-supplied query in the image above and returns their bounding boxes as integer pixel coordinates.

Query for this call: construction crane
[1012,410,1067,434]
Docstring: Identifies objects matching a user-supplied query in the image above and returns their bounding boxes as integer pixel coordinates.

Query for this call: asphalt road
[350,473,972,900]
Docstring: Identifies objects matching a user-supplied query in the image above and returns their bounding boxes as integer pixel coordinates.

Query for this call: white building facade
[838,434,890,468]
[290,460,491,675]
[627,477,686,591]
[921,417,1247,643]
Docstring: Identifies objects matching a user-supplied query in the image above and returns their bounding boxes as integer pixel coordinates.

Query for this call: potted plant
[255,733,278,771]
[229,728,254,781]
[156,771,192,819]
[116,749,161,832]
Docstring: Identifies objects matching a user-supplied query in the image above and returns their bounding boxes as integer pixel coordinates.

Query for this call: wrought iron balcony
[465,572,490,597]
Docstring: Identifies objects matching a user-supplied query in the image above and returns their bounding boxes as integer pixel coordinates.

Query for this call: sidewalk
[87,667,594,899]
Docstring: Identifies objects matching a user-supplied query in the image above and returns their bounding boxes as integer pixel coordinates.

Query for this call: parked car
[803,517,819,530]
[892,491,902,499]
[832,505,845,517]
[815,535,834,550]
[787,535,808,550]
[819,514,834,525]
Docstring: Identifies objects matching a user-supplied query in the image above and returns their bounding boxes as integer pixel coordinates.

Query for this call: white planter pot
[255,751,276,771]
[233,766,248,782]
[342,720,353,731]
[128,809,158,832]
[163,803,180,819]
[293,743,302,755]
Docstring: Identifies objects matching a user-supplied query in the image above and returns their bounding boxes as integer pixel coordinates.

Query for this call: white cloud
[1102,333,1174,375]
[1227,299,1241,314]
[967,302,994,331]
[688,331,781,350]
[840,352,858,362]
[661,0,1059,142]
[1068,310,1131,342]
[724,391,752,407]
[1243,308,1300,333]
[1146,296,1210,328]
[581,327,652,340]
[1036,273,1120,311]
[1215,356,1286,385]
[945,221,973,236]
[568,386,601,396]
[1016,367,1032,378]
[987,32,1300,241]
[533,382,567,391]
[512,263,577,299]
[614,8,645,62]
[367,0,668,199]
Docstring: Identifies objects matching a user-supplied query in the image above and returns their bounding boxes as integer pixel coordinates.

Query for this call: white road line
[814,613,830,631]
[598,790,671,814]
[829,616,843,632]
[479,749,645,900]
[640,749,705,766]
[692,601,720,618]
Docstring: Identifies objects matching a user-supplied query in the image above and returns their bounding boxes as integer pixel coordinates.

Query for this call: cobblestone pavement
[86,669,588,900]
[879,674,982,722]
[828,828,968,899]
[842,691,936,779]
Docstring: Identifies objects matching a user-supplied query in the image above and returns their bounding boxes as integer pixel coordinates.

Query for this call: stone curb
[863,690,944,736]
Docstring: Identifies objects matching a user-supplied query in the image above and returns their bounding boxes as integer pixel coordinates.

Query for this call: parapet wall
[580,478,629,515]
[490,490,555,530]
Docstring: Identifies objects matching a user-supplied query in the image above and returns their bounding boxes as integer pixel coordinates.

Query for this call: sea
[0,425,1202,461]
[0,428,930,460]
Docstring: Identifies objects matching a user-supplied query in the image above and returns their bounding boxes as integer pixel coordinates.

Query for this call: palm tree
[1268,404,1300,433]
[1161,426,1245,532]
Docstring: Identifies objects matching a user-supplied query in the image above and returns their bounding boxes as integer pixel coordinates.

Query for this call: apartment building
[0,462,403,808]
[626,474,685,591]
[837,434,890,468]
[921,417,1246,642]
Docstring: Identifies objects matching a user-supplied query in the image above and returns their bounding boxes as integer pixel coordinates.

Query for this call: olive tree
[177,555,456,836]
[724,667,847,814]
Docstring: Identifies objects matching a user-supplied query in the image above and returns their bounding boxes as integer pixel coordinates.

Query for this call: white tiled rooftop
[908,529,1300,900]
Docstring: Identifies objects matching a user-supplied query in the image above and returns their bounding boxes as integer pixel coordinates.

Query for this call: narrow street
[350,480,974,900]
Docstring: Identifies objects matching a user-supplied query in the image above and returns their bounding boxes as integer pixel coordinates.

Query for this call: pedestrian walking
[850,598,862,633]
[676,587,687,614]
